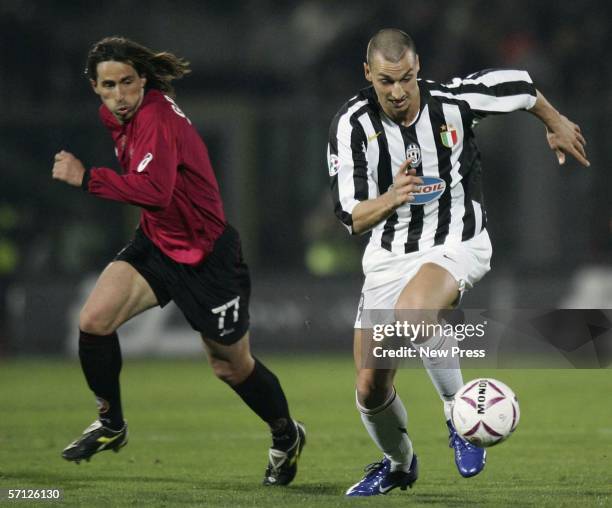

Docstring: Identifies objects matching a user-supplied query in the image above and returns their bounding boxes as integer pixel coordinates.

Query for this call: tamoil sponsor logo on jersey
[411,176,446,205]
[440,124,458,148]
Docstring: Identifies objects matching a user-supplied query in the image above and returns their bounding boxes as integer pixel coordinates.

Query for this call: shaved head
[366,28,416,65]
[363,29,420,124]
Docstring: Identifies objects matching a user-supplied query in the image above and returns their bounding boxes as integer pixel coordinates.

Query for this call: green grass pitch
[1,356,610,507]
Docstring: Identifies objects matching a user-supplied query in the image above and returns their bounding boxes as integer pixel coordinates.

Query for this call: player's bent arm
[351,166,422,235]
[85,167,175,209]
[84,109,180,208]
[527,90,590,167]
[351,193,398,235]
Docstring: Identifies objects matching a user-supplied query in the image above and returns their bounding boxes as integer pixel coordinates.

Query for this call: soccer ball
[451,378,520,447]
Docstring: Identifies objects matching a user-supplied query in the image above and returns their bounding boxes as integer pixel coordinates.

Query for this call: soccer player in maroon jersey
[51,37,304,486]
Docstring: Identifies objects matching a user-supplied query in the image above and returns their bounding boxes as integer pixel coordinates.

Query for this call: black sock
[78,330,124,431]
[230,358,297,451]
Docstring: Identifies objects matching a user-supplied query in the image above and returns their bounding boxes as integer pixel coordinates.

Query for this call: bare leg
[77,261,158,428]
[63,261,162,462]
[396,262,463,411]
[80,260,158,335]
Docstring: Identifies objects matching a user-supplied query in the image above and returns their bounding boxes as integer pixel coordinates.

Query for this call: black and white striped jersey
[327,69,537,254]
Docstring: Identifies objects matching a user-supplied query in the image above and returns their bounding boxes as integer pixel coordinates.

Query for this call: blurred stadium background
[0,0,611,357]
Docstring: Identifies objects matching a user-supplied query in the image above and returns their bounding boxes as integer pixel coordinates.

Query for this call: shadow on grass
[0,470,194,486]
[1,471,343,495]
[409,492,496,506]
[176,480,343,495]
[270,483,342,496]
[3,471,543,505]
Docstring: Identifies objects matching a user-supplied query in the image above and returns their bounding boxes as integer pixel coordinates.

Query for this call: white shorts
[354,229,492,328]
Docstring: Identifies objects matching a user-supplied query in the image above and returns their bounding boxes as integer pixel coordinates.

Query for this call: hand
[52,150,86,187]
[386,160,423,208]
[545,114,590,167]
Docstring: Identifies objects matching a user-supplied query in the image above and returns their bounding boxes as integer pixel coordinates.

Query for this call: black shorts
[115,224,250,344]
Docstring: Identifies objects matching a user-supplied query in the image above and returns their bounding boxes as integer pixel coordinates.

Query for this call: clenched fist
[52,150,86,187]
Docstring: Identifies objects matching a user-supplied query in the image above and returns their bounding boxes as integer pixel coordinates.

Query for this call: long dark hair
[86,36,191,97]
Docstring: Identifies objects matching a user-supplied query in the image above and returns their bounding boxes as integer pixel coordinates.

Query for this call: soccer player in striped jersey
[328,29,589,496]
[51,37,305,486]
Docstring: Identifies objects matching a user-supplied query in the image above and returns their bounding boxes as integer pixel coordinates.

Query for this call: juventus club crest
[440,124,458,148]
[405,143,421,168]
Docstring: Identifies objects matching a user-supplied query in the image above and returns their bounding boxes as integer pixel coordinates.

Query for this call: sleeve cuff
[81,168,91,192]
[525,90,538,111]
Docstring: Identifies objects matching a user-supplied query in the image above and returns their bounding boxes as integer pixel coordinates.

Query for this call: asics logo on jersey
[136,152,153,172]
[411,176,446,205]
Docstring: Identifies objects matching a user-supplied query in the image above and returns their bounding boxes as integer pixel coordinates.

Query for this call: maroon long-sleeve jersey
[85,89,226,266]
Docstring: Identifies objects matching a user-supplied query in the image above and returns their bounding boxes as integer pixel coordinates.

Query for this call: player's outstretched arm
[528,90,590,167]
[351,161,423,235]
[52,150,86,187]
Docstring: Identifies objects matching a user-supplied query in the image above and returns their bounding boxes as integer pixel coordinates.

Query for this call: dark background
[0,0,610,355]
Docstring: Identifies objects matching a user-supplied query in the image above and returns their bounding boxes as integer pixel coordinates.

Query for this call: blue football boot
[345,454,418,496]
[447,420,486,477]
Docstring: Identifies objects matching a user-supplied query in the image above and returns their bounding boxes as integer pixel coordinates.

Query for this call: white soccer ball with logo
[451,378,520,447]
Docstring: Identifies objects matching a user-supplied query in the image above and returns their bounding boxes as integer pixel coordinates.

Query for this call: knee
[356,373,394,410]
[208,355,253,386]
[79,307,116,336]
[393,303,437,342]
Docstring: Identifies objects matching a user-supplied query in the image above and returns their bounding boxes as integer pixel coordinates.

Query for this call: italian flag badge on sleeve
[440,125,458,148]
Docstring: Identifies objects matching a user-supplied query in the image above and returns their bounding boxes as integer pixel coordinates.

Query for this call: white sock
[413,334,463,416]
[443,400,454,421]
[357,388,414,472]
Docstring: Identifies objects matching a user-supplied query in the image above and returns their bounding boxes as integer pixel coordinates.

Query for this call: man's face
[364,50,420,121]
[91,61,146,123]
